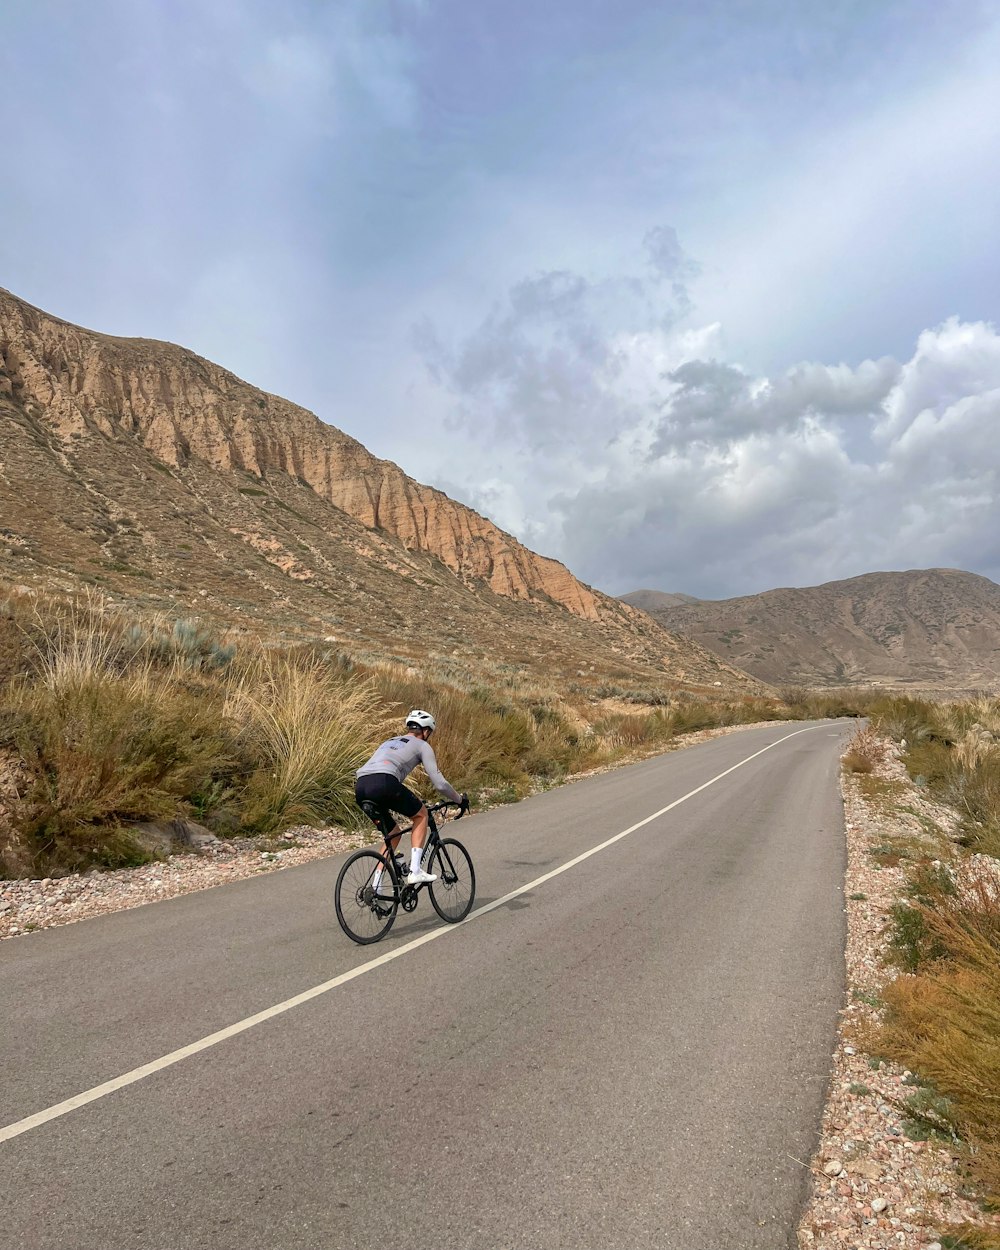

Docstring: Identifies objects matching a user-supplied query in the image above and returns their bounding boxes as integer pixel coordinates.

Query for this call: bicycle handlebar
[427,797,469,819]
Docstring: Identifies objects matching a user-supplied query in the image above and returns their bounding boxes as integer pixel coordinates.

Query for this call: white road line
[1,723,829,1146]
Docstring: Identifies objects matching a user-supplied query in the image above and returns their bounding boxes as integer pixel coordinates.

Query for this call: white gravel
[0,825,366,939]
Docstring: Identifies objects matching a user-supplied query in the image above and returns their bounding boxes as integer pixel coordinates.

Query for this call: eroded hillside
[0,288,758,694]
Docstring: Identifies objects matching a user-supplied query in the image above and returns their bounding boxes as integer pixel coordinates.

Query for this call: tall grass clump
[877,862,1000,1217]
[225,650,387,831]
[1,609,229,876]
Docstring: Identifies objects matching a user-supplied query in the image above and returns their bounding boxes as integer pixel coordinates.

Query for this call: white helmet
[406,709,436,732]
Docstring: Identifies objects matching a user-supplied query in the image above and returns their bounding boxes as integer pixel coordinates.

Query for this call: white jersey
[356,734,462,803]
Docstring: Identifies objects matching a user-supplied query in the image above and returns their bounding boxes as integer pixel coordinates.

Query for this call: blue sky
[4,1,1000,597]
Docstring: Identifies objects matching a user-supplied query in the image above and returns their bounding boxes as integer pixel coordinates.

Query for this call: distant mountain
[623,590,702,613]
[0,288,759,694]
[622,570,1000,689]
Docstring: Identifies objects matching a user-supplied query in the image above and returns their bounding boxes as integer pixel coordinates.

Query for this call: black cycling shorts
[355,773,423,835]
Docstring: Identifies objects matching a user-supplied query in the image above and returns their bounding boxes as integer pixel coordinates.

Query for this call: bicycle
[334,800,476,944]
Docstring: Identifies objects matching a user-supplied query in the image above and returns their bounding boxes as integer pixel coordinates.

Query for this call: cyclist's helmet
[405,709,436,733]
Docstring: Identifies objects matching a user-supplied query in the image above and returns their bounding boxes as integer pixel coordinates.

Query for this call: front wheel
[427,838,475,923]
[335,850,397,944]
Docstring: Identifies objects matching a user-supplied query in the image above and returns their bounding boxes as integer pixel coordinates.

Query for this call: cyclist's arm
[416,740,462,804]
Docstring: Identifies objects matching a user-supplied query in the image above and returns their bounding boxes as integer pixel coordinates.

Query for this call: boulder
[129,818,220,856]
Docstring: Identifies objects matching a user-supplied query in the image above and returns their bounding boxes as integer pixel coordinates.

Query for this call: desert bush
[944,752,1000,859]
[520,703,583,778]
[870,695,1000,858]
[878,863,1000,1206]
[592,710,673,753]
[665,701,721,735]
[842,722,884,774]
[225,650,387,832]
[124,617,237,673]
[729,697,787,723]
[424,686,533,789]
[784,688,877,720]
[842,750,874,775]
[872,695,947,745]
[1,664,229,876]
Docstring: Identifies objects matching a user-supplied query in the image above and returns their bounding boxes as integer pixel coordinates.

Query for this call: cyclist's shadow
[399,892,533,934]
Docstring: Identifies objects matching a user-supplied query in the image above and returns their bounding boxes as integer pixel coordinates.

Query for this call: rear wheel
[335,850,398,944]
[427,838,475,923]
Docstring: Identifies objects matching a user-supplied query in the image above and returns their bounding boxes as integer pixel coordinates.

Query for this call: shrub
[2,665,229,876]
[843,723,883,774]
[878,863,1000,1206]
[125,617,237,673]
[870,695,941,744]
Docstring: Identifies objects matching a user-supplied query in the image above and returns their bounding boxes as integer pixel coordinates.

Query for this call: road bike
[334,800,476,944]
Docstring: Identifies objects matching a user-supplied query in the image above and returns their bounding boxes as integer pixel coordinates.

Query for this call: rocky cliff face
[0,289,600,620]
[0,287,758,694]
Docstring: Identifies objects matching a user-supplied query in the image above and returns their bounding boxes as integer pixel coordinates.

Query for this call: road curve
[1,720,850,1250]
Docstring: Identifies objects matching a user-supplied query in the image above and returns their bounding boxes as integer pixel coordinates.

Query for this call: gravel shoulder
[797,730,1000,1249]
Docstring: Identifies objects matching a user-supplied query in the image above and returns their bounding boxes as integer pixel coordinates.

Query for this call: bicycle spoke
[335,850,398,944]
[427,838,475,923]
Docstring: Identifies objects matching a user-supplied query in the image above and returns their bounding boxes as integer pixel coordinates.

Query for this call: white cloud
[415,243,1000,597]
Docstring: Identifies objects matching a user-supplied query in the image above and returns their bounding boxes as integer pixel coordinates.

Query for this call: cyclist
[355,709,467,887]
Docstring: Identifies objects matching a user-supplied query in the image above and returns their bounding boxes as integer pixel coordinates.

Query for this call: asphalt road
[1,720,850,1250]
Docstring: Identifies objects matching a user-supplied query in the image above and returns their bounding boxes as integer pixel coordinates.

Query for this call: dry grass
[224,649,388,831]
[870,695,1000,858]
[0,590,881,878]
[841,721,888,775]
[1,653,228,876]
[878,863,1000,1209]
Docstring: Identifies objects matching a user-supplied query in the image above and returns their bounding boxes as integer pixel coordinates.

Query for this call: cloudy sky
[4,1,1000,598]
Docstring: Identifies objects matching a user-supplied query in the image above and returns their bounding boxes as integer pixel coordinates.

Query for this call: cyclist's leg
[389,785,435,879]
[409,803,428,851]
[355,781,403,894]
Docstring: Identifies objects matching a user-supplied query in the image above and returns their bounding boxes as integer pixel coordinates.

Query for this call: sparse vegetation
[0,588,869,879]
[877,860,1000,1211]
[845,695,1000,1239]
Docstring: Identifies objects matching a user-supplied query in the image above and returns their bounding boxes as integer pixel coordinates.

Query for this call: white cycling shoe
[405,868,437,885]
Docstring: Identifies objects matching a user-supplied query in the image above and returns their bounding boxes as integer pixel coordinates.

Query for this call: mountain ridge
[622,569,1000,689]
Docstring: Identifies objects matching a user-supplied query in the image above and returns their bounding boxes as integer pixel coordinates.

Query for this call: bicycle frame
[367,800,464,894]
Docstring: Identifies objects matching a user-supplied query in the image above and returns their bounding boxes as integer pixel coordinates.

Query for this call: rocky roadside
[796,729,1000,1249]
[0,825,371,939]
